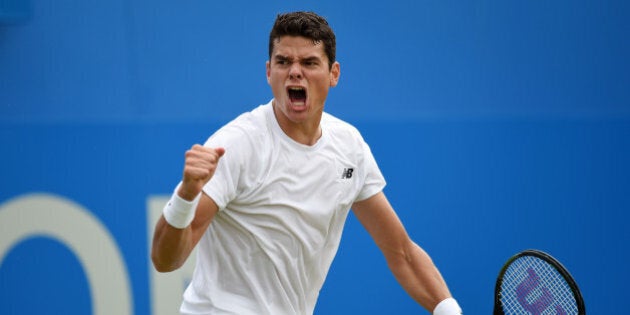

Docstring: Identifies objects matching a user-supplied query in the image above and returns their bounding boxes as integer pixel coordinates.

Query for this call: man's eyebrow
[301,56,321,63]
[273,54,290,61]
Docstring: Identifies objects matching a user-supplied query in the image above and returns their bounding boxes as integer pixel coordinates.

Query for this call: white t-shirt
[180,101,386,315]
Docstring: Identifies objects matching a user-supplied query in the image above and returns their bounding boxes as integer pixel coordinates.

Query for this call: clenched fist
[177,144,225,201]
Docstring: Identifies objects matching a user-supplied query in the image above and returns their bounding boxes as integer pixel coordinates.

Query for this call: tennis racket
[493,249,585,315]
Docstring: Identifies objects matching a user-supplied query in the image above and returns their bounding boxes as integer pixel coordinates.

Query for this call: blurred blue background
[1,0,629,314]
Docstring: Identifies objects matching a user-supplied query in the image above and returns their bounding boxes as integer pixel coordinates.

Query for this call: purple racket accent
[515,267,562,314]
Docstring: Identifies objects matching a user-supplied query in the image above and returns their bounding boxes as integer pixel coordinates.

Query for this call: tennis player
[151,11,462,315]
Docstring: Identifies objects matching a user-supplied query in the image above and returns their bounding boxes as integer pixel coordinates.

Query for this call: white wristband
[433,297,462,315]
[163,191,201,229]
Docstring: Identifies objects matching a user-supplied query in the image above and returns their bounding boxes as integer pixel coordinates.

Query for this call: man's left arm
[352,192,462,315]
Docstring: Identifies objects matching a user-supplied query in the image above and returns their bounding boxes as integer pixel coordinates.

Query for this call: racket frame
[493,249,585,315]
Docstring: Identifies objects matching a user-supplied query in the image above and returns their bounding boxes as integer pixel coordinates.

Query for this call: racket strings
[500,256,578,314]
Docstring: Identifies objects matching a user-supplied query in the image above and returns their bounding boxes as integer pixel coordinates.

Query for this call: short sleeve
[355,137,386,202]
[201,127,245,210]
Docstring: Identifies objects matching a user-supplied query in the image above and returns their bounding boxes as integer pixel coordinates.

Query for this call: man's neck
[272,101,322,146]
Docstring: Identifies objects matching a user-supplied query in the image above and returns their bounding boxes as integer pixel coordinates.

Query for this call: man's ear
[329,61,340,87]
[266,61,271,84]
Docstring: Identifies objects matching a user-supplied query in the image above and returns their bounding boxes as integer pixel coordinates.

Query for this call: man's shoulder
[220,103,271,135]
[206,103,271,149]
[233,102,270,126]
[322,112,362,139]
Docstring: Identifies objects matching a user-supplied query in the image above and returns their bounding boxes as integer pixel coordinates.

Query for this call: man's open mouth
[288,87,307,103]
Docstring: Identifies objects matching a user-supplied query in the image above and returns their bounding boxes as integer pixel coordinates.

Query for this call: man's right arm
[151,145,225,272]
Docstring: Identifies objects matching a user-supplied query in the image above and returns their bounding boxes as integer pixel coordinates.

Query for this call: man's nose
[289,63,303,80]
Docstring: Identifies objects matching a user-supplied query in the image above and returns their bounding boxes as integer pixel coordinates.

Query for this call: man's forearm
[386,242,457,313]
[151,216,195,272]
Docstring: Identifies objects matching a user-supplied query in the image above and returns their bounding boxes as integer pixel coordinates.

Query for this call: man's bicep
[190,193,220,246]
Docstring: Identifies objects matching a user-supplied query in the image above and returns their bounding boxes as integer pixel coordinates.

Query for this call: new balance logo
[341,168,354,179]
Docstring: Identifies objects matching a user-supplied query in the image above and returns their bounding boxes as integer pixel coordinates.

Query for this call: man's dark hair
[268,11,336,69]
